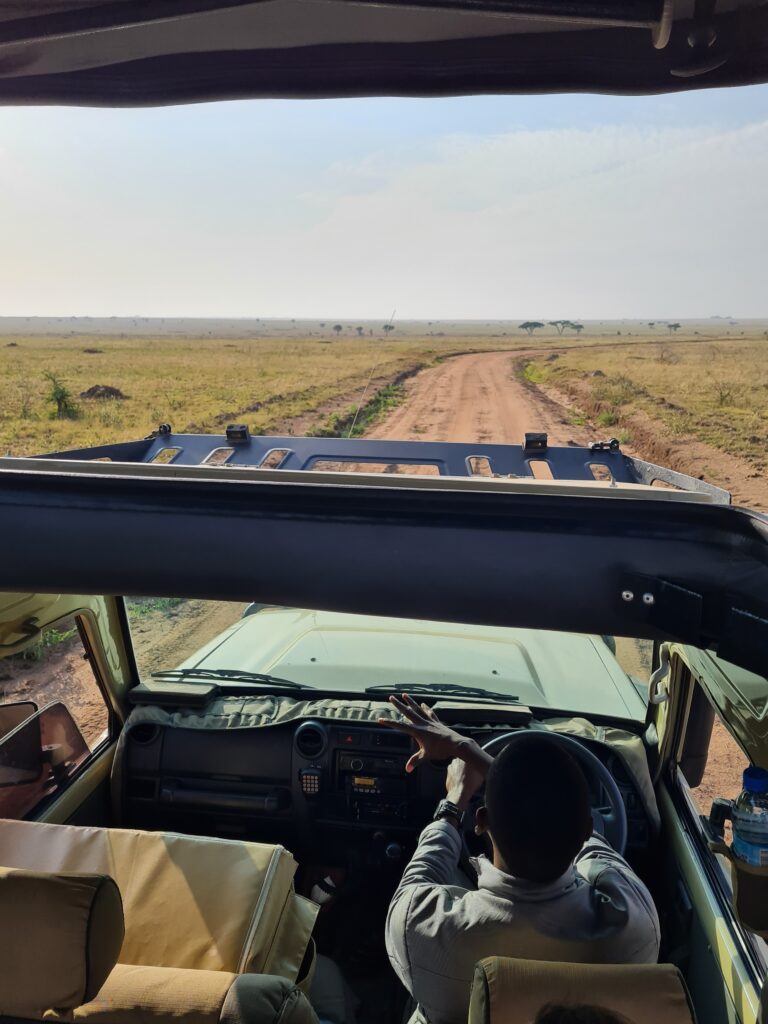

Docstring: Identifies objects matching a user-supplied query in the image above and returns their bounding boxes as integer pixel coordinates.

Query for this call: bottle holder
[709,840,768,939]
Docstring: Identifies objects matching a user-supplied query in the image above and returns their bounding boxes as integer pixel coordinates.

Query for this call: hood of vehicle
[177,607,646,719]
[0,0,766,105]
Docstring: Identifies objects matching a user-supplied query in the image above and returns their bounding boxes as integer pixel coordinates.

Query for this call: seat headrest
[0,866,124,1017]
[469,958,696,1024]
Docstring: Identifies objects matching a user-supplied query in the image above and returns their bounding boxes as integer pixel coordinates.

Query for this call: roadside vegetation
[0,334,527,456]
[519,337,767,470]
[313,382,406,438]
[1,330,765,479]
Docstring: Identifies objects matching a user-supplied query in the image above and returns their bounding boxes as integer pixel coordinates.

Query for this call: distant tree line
[519,320,583,337]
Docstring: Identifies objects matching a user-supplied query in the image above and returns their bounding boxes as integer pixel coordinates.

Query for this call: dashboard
[120,717,652,858]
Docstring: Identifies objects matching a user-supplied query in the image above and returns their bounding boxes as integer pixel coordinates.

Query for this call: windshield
[125,597,653,720]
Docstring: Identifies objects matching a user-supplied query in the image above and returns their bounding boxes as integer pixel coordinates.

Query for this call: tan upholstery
[42,964,237,1024]
[0,867,124,1018]
[0,818,317,980]
[38,965,320,1024]
[468,958,696,1024]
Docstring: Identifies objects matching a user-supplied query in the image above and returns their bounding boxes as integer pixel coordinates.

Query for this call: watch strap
[433,798,463,825]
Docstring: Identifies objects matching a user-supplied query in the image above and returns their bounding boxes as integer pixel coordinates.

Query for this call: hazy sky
[1,85,766,319]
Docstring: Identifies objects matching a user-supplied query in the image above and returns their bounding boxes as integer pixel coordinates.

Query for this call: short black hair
[484,733,592,882]
[535,1006,632,1024]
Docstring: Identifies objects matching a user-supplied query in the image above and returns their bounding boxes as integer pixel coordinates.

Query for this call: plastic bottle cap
[742,766,768,793]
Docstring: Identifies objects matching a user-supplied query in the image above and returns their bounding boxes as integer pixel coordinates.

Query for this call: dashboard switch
[300,769,321,797]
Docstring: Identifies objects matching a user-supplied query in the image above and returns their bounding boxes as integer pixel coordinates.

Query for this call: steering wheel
[462,730,628,857]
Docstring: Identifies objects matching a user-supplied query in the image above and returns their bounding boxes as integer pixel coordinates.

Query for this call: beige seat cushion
[469,957,695,1024]
[0,818,317,979]
[43,964,237,1024]
[0,867,124,1018]
[41,965,319,1024]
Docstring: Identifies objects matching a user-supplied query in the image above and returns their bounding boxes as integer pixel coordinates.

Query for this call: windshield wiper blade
[151,668,312,689]
[364,683,518,702]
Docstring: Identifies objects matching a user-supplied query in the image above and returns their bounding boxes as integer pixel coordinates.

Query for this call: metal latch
[648,645,670,705]
[523,432,547,453]
[590,438,621,452]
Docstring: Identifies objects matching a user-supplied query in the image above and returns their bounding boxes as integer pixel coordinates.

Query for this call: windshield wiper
[151,668,312,690]
[364,683,518,702]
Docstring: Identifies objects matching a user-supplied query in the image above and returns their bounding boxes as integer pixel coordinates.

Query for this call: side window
[689,715,749,838]
[0,614,110,819]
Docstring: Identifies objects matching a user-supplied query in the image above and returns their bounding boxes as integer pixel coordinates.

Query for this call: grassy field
[0,334,523,456]
[522,336,768,470]
[1,329,765,471]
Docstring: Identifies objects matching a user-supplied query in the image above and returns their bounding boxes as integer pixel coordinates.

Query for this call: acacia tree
[383,324,395,334]
[548,320,569,335]
[333,324,343,335]
[519,321,545,337]
[569,322,584,335]
[356,326,364,337]
[668,322,681,334]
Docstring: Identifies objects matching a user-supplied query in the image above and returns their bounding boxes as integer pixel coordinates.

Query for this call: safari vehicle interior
[2,2,768,1024]
[0,431,767,1024]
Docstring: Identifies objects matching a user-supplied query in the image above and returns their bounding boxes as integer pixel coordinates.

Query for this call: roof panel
[0,0,765,102]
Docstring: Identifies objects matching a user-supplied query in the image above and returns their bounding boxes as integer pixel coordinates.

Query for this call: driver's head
[478,733,593,883]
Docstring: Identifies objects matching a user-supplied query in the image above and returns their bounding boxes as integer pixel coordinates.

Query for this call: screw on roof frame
[523,432,548,453]
[226,424,250,444]
[157,423,172,436]
[590,438,621,452]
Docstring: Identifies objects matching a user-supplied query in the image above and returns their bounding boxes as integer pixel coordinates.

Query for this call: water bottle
[732,767,768,867]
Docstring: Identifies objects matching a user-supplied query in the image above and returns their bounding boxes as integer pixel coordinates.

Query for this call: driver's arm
[386,759,481,1016]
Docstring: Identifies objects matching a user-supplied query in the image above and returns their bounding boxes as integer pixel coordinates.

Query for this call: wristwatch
[433,798,463,826]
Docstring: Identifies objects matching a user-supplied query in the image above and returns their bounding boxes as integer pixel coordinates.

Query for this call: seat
[0,865,319,1024]
[468,957,696,1024]
[0,818,317,983]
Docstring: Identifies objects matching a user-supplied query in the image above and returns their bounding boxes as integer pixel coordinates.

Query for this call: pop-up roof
[1,0,766,105]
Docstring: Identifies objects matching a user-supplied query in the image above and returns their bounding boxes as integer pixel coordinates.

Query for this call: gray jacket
[385,821,660,1024]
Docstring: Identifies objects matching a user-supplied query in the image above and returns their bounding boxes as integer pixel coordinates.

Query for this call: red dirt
[365,350,754,803]
[0,639,108,748]
[367,351,584,446]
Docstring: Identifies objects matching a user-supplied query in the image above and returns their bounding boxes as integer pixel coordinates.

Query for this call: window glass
[689,716,749,838]
[1,614,108,747]
[124,600,650,720]
[0,615,109,818]
[612,637,654,695]
[125,598,248,679]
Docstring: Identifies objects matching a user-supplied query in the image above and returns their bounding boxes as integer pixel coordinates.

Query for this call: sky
[1,85,767,320]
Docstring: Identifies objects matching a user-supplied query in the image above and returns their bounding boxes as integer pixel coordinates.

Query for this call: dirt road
[365,349,746,808]
[366,351,585,446]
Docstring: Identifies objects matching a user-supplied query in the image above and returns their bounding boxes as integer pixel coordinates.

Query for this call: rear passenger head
[482,733,592,883]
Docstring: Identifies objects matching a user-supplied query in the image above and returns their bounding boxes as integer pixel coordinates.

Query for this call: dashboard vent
[295,722,327,759]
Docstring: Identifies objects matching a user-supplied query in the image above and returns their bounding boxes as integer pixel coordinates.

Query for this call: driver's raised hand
[378,693,471,774]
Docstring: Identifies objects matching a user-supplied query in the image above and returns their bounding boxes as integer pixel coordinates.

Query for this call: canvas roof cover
[1,0,767,105]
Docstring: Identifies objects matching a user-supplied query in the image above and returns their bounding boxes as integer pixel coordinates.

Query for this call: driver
[381,695,660,1024]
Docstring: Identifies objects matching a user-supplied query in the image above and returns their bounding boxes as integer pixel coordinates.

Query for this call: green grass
[125,597,185,619]
[9,624,78,663]
[0,334,527,456]
[312,383,406,438]
[522,337,768,468]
